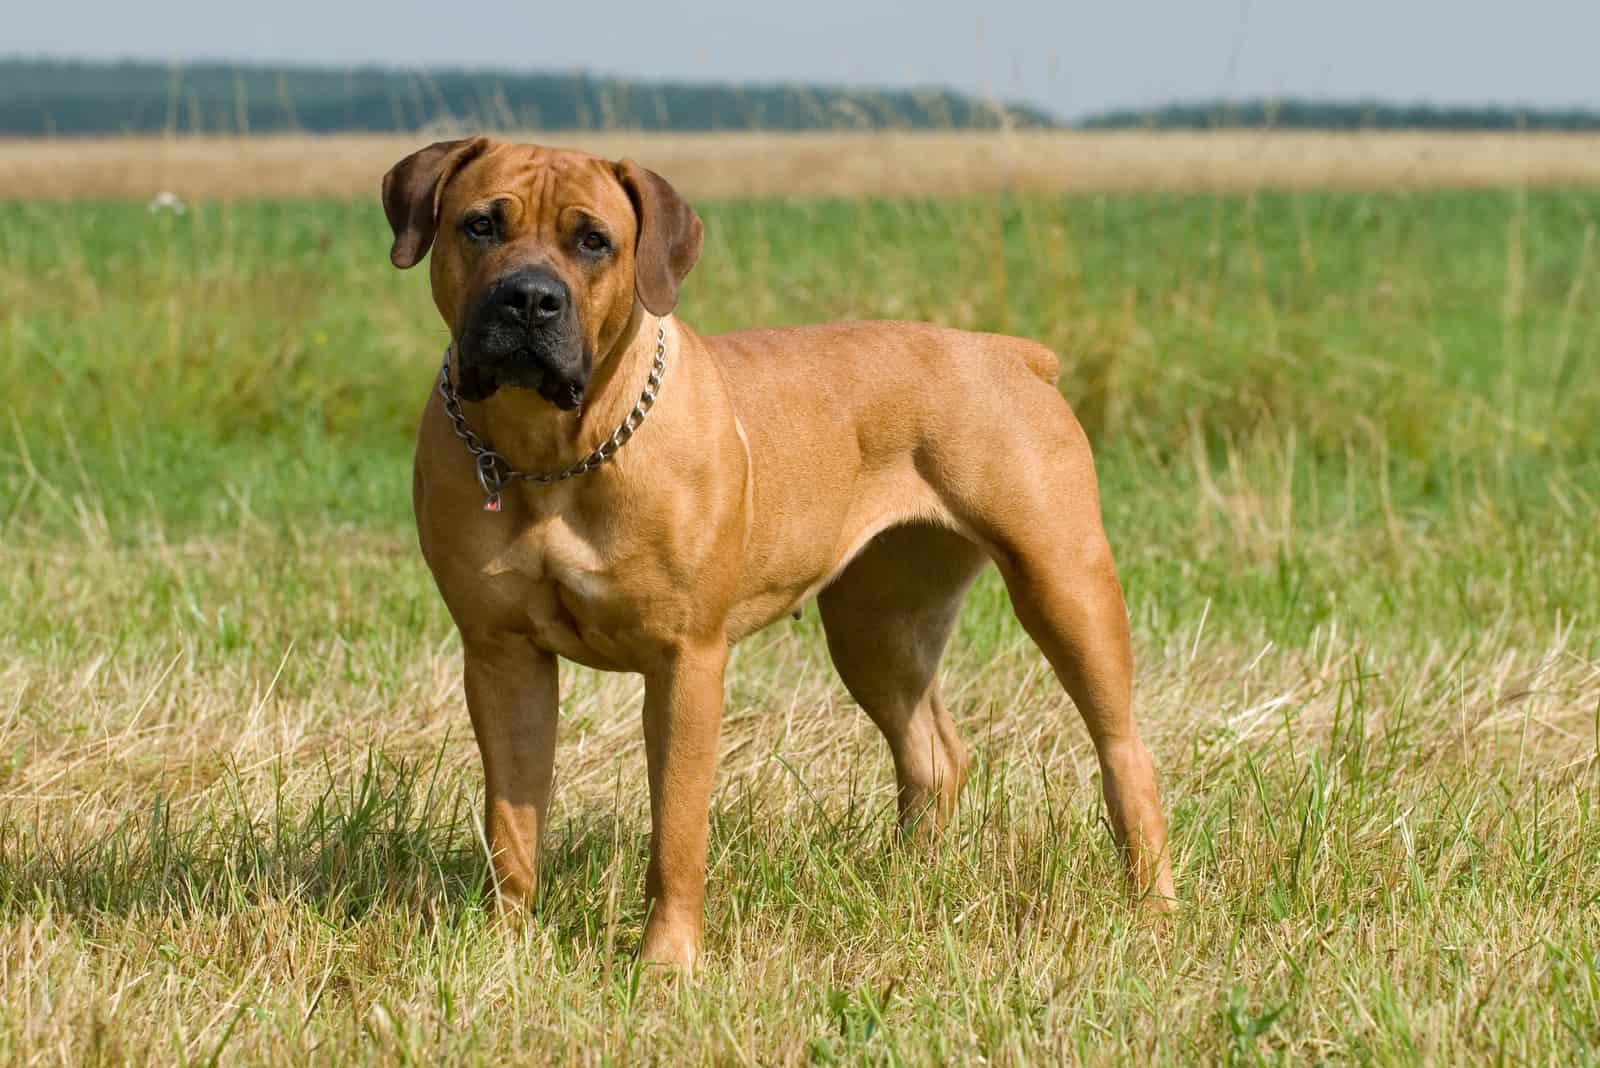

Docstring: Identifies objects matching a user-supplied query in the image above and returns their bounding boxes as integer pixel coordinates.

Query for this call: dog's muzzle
[455,267,589,408]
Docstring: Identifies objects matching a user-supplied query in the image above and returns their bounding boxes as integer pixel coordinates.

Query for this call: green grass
[2,189,1598,1064]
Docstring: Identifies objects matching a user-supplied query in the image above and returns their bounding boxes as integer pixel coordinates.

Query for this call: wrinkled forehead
[444,143,632,220]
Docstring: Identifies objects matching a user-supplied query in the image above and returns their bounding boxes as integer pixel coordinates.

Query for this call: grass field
[2,181,1599,1063]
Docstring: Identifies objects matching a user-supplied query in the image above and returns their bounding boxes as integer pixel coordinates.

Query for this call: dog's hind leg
[993,527,1176,906]
[945,381,1177,907]
[817,523,989,833]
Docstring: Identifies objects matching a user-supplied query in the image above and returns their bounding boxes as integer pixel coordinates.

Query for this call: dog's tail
[963,329,1062,385]
[1005,337,1061,384]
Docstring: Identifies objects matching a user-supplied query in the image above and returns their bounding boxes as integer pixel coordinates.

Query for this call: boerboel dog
[384,137,1175,967]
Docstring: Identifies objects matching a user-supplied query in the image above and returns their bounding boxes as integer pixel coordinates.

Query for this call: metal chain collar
[437,321,667,512]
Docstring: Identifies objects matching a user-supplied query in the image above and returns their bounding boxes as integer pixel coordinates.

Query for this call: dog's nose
[495,270,567,325]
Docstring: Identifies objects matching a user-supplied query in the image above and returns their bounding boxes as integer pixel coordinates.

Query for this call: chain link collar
[437,321,668,512]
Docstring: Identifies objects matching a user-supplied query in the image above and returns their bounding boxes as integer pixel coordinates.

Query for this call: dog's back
[707,320,1061,403]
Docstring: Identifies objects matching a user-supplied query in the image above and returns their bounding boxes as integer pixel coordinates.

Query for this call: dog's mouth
[456,345,587,410]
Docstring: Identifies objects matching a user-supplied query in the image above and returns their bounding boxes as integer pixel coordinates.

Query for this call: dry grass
[4,500,1596,1063]
[6,130,1600,200]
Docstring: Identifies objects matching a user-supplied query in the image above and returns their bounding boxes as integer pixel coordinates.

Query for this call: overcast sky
[7,1,1598,120]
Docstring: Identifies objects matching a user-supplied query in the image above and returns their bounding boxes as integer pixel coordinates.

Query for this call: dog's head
[383,138,702,406]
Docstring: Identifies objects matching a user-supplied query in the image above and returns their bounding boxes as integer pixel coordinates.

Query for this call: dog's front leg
[462,633,559,916]
[639,640,728,968]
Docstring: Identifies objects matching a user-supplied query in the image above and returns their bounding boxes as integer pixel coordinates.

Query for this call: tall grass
[1,187,1597,1063]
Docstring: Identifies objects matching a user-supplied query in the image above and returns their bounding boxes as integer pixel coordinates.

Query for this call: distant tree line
[8,62,1595,136]
[0,59,1053,134]
[1081,98,1600,131]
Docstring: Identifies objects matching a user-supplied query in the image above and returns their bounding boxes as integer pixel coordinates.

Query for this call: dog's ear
[381,137,490,269]
[614,159,703,315]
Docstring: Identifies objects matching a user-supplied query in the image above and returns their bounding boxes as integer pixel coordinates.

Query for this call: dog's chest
[479,517,638,665]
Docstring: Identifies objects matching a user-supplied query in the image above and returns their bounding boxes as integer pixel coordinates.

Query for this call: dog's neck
[462,308,669,477]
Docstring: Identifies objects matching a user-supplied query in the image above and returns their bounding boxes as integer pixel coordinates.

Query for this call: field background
[2,134,1599,1064]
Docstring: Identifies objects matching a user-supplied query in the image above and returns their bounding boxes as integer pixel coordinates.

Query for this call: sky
[7,1,1599,121]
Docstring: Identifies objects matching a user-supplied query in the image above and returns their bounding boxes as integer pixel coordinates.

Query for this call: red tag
[484,495,502,513]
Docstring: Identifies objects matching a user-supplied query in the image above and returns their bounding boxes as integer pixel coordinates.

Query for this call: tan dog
[384,137,1175,967]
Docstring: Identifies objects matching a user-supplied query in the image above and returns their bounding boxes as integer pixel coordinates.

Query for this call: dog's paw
[1137,884,1180,917]
[639,920,702,970]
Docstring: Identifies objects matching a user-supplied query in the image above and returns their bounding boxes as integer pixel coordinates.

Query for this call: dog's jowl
[384,137,1175,968]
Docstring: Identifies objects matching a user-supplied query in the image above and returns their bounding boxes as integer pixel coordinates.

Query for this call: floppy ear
[614,159,704,315]
[381,137,490,269]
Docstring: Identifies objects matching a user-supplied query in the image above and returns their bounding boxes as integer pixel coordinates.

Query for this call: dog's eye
[465,216,494,239]
[580,230,610,253]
